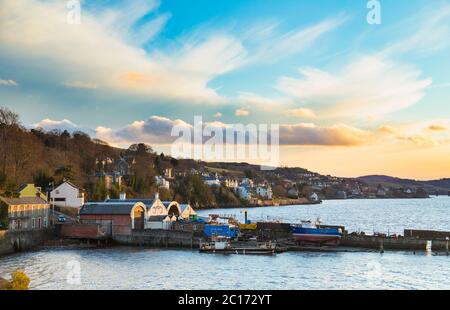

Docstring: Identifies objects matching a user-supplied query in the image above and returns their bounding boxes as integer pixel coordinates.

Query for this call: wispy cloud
[62,81,99,89]
[382,3,450,57]
[244,15,347,64]
[286,108,317,119]
[277,56,432,119]
[235,108,250,116]
[378,119,450,146]
[0,79,18,86]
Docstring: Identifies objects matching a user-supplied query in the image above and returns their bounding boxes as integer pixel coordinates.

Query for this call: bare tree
[0,107,21,177]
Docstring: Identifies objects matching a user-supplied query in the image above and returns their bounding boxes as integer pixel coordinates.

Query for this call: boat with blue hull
[291,219,342,244]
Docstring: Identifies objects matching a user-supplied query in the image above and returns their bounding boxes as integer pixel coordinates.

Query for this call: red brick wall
[80,214,132,236]
[60,224,103,239]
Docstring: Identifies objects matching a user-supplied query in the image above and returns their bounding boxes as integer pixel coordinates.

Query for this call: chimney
[155,192,160,200]
[120,192,127,201]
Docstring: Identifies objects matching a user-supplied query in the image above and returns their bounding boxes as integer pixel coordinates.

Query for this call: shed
[79,201,147,235]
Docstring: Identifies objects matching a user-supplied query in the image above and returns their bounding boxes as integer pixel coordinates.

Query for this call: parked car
[58,215,66,223]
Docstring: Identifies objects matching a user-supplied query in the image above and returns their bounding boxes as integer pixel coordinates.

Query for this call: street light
[49,181,55,226]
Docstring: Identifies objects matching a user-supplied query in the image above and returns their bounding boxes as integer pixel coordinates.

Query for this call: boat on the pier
[199,238,276,255]
[291,218,342,244]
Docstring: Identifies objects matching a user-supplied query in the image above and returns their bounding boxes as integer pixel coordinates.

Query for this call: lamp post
[49,181,55,226]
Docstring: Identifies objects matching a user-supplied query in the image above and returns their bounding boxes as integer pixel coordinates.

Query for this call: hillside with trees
[0,107,229,208]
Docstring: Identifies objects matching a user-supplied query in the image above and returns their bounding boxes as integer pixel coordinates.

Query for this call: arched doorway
[132,206,145,230]
[167,205,180,217]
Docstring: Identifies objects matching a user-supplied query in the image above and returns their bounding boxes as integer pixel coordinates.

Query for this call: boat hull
[291,227,341,244]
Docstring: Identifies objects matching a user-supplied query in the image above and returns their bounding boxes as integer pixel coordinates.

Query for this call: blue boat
[291,219,342,244]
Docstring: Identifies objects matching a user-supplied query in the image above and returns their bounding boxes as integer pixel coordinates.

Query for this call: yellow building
[16,184,47,201]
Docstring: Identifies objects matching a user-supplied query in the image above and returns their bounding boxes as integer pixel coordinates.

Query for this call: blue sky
[1,0,450,178]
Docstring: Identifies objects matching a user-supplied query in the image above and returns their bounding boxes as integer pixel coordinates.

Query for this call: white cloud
[277,56,432,118]
[235,108,250,117]
[94,115,372,147]
[382,4,450,57]
[287,108,316,119]
[214,112,222,118]
[33,118,79,132]
[279,123,372,146]
[62,81,99,89]
[96,116,192,146]
[0,79,18,86]
[378,119,450,146]
[0,0,346,106]
[0,0,242,104]
[245,16,347,64]
[238,92,293,110]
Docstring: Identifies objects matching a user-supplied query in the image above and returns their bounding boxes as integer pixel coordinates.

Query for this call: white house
[203,174,221,187]
[236,186,252,201]
[222,178,239,189]
[155,175,170,190]
[256,185,273,200]
[50,181,85,209]
[310,192,319,202]
[240,178,254,188]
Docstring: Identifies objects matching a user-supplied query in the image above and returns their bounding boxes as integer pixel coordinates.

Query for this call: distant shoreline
[199,195,440,211]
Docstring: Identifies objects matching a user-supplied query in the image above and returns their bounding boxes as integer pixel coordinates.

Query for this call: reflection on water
[0,247,449,290]
[0,198,449,290]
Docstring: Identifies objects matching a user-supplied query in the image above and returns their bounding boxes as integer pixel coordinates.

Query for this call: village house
[236,186,252,201]
[0,196,50,231]
[222,178,239,190]
[310,192,319,202]
[155,175,170,190]
[203,174,221,187]
[92,172,123,191]
[15,183,47,201]
[49,181,85,209]
[256,185,273,200]
[240,178,254,188]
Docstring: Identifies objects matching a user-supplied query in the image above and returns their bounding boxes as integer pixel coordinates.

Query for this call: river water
[1,197,449,290]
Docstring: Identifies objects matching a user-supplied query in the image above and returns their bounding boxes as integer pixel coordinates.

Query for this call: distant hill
[358,175,450,194]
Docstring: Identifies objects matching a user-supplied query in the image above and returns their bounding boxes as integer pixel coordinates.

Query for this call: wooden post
[380,239,384,254]
[446,237,449,256]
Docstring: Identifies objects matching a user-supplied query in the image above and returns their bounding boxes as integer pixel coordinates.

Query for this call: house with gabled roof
[50,181,85,209]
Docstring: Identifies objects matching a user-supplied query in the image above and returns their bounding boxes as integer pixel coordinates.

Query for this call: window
[32,218,36,229]
[54,198,66,202]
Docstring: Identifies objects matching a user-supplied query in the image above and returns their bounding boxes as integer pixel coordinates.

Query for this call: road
[50,210,78,224]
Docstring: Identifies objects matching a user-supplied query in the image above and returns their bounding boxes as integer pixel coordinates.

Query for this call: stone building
[0,197,50,231]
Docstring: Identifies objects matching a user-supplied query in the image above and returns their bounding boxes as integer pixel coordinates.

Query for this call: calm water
[199,196,450,235]
[1,198,449,290]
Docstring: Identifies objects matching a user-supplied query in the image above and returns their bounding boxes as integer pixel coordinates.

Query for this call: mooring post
[446,237,449,256]
[380,239,384,254]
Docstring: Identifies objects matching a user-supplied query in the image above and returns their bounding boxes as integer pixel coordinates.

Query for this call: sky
[1,0,450,180]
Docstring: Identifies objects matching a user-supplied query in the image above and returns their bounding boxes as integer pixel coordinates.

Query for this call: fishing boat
[199,238,276,255]
[291,218,342,244]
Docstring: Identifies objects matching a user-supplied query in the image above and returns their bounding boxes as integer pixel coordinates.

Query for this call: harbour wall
[113,230,204,249]
[341,235,449,251]
[0,229,53,256]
